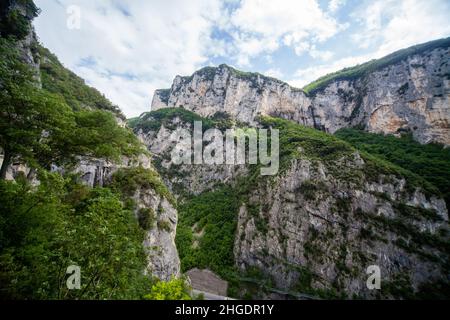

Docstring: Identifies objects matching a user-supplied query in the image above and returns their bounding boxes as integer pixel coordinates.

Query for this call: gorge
[1,0,450,300]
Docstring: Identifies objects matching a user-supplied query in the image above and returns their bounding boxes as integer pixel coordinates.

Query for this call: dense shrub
[111,166,176,206]
[0,173,147,299]
[143,278,192,300]
[176,186,240,279]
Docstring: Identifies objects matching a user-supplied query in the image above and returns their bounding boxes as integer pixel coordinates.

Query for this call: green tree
[0,38,142,179]
[0,172,148,299]
[0,38,67,178]
[143,278,192,300]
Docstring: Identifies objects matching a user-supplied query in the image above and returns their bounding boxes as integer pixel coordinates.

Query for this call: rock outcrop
[136,119,248,196]
[234,155,449,299]
[70,155,181,281]
[133,109,450,299]
[135,180,180,281]
[152,38,450,145]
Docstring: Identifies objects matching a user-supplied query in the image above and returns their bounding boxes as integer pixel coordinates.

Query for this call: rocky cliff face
[133,178,180,281]
[312,46,450,145]
[234,155,449,299]
[136,119,248,197]
[69,155,181,281]
[151,65,310,126]
[152,39,450,145]
[132,109,450,299]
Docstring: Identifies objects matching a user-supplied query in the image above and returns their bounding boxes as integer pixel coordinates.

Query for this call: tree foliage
[0,2,180,300]
[176,186,240,279]
[143,278,192,300]
[111,166,176,206]
[0,38,142,178]
[0,172,148,299]
[335,128,450,207]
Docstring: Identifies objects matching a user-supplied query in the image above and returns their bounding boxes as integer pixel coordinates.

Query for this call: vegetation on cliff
[0,172,148,299]
[131,107,216,132]
[303,37,450,94]
[0,0,39,40]
[0,2,180,299]
[38,46,125,119]
[172,116,449,299]
[336,128,450,207]
[0,38,142,179]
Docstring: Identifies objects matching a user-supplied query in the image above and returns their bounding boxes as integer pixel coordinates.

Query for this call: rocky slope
[233,133,449,299]
[71,156,180,281]
[135,112,248,196]
[131,108,450,299]
[152,38,450,145]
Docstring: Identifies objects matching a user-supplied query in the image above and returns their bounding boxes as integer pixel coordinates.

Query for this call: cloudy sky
[34,0,450,118]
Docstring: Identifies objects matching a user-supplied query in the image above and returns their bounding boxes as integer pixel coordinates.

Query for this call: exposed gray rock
[136,119,248,196]
[135,111,450,298]
[152,44,450,145]
[233,157,449,299]
[135,186,180,281]
[72,154,180,281]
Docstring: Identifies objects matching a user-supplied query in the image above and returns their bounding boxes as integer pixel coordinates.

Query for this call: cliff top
[154,37,450,98]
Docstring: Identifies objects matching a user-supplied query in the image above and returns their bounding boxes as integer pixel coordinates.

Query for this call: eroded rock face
[135,111,450,298]
[72,155,180,281]
[312,47,450,145]
[135,186,180,281]
[152,65,310,126]
[233,156,449,299]
[136,119,248,197]
[152,45,450,145]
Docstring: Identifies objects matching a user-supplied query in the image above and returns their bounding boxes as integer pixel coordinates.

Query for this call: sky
[33,0,450,118]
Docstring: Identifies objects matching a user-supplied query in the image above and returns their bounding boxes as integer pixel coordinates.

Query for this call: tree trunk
[0,149,11,180]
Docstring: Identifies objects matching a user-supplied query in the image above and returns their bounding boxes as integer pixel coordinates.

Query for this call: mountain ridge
[151,37,450,145]
[131,106,450,299]
[154,37,450,98]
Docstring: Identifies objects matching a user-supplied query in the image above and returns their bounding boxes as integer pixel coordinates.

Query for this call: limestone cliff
[132,109,450,299]
[152,38,450,145]
[234,153,449,299]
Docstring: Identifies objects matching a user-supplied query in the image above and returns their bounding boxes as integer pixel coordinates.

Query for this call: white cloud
[293,42,334,61]
[328,0,346,13]
[34,0,223,117]
[352,0,450,54]
[310,49,334,62]
[32,0,450,116]
[290,0,450,88]
[225,0,344,66]
[288,53,374,88]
